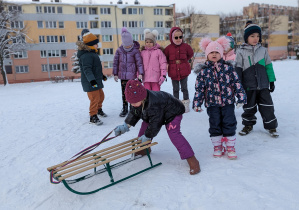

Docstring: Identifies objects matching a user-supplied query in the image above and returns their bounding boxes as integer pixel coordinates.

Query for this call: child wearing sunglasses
[164,27,194,112]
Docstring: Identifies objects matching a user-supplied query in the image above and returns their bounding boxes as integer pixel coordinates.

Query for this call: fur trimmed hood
[76,41,93,51]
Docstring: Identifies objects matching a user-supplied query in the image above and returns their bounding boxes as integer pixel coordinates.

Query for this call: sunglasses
[174,36,183,40]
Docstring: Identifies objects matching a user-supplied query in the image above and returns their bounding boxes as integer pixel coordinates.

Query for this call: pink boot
[213,145,223,158]
[227,146,237,160]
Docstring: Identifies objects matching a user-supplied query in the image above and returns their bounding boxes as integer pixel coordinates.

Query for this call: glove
[90,80,98,88]
[193,107,203,112]
[102,75,107,81]
[236,103,244,109]
[138,74,143,80]
[114,123,130,136]
[269,82,275,92]
[158,76,166,86]
[114,76,118,82]
[138,134,151,143]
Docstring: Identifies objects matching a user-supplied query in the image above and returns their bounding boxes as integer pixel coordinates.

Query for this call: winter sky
[9,0,298,15]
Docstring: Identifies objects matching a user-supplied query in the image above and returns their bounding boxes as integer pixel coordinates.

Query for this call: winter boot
[97,108,107,117]
[134,147,151,157]
[267,128,279,138]
[213,145,223,158]
[186,156,201,175]
[182,99,190,113]
[239,125,253,136]
[90,114,103,125]
[119,105,128,117]
[227,146,237,160]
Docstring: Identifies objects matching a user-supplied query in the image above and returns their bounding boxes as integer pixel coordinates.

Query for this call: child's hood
[169,27,184,45]
[193,62,207,74]
[76,41,93,58]
[240,42,261,51]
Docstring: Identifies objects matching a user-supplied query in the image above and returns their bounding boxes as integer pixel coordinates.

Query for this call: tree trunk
[0,60,8,86]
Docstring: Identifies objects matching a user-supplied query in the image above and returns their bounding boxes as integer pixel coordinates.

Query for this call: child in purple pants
[114,80,200,175]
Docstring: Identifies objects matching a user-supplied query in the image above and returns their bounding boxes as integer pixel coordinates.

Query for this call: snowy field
[1,59,299,210]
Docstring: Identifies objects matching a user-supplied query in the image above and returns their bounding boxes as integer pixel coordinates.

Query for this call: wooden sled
[47,137,162,195]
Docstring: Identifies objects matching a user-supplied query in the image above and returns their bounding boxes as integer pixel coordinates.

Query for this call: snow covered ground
[1,59,299,210]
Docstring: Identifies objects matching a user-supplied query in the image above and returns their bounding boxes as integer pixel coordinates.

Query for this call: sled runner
[47,136,161,195]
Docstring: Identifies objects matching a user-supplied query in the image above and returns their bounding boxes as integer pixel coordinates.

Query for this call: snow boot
[182,99,190,113]
[90,114,103,125]
[134,147,151,157]
[213,145,223,158]
[267,128,279,138]
[227,146,237,160]
[119,105,128,117]
[239,125,253,136]
[97,108,107,117]
[186,156,201,175]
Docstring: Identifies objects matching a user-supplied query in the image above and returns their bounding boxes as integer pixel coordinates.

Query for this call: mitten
[193,107,203,112]
[138,74,143,80]
[114,75,118,82]
[90,80,98,88]
[158,76,166,86]
[114,123,130,136]
[269,82,275,92]
[102,75,107,81]
[138,135,151,143]
[236,103,244,109]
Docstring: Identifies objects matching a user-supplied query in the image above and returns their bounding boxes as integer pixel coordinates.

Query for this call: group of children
[77,21,278,176]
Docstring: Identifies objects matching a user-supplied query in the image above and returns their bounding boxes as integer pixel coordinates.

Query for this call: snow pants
[87,88,105,116]
[207,104,237,137]
[138,115,194,160]
[242,89,278,129]
[143,82,160,91]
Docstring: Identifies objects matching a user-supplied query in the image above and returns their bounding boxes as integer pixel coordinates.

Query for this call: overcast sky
[10,0,298,15]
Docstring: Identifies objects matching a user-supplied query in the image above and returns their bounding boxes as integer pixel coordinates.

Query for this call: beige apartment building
[1,0,175,84]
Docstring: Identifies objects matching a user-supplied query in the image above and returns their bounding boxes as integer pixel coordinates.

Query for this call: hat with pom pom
[244,20,262,43]
[226,32,235,49]
[144,29,159,45]
[83,32,99,46]
[121,27,133,47]
[199,36,230,59]
[125,80,147,104]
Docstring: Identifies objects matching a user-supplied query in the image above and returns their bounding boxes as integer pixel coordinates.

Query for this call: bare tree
[0,1,31,85]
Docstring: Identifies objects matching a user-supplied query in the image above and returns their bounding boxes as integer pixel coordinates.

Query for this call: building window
[44,6,55,14]
[132,34,138,41]
[128,8,137,14]
[8,5,22,12]
[102,35,113,42]
[157,34,164,40]
[89,7,97,14]
[39,36,45,43]
[129,21,138,28]
[90,21,98,28]
[140,34,144,40]
[61,50,66,57]
[154,8,163,15]
[5,66,12,74]
[45,21,57,28]
[11,21,24,29]
[57,6,63,13]
[139,8,144,14]
[122,21,127,27]
[47,36,58,43]
[165,21,172,28]
[60,36,66,42]
[103,61,113,68]
[154,21,163,27]
[42,63,68,72]
[14,50,28,59]
[58,21,64,28]
[12,36,26,43]
[122,8,126,14]
[40,50,60,58]
[75,7,87,14]
[16,66,28,73]
[36,6,42,13]
[76,22,88,29]
[101,21,111,28]
[37,21,43,28]
[100,8,111,14]
[165,9,172,15]
[165,33,169,40]
[139,21,144,28]
[103,48,113,55]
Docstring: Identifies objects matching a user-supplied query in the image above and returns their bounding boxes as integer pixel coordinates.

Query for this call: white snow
[1,59,299,210]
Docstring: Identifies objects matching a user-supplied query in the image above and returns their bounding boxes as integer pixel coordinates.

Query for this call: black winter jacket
[125,90,185,138]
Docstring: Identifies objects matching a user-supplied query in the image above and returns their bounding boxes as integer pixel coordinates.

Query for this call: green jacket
[235,43,276,91]
[77,41,103,92]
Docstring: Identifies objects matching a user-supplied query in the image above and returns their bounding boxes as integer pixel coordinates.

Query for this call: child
[141,29,167,91]
[113,27,144,117]
[193,36,247,159]
[235,21,278,137]
[223,32,236,63]
[164,27,194,112]
[76,32,106,125]
[114,80,200,175]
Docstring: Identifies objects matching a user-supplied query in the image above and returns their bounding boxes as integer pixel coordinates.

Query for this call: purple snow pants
[138,115,194,160]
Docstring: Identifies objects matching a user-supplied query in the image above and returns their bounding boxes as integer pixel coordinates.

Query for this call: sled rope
[50,129,118,184]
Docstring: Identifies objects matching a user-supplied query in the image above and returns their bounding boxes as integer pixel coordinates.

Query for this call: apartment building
[1,0,175,84]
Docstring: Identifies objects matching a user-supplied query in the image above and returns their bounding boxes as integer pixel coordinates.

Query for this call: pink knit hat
[125,80,147,103]
[199,36,230,59]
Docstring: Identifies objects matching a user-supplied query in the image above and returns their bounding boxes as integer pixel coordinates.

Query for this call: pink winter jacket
[223,49,236,61]
[141,44,167,83]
